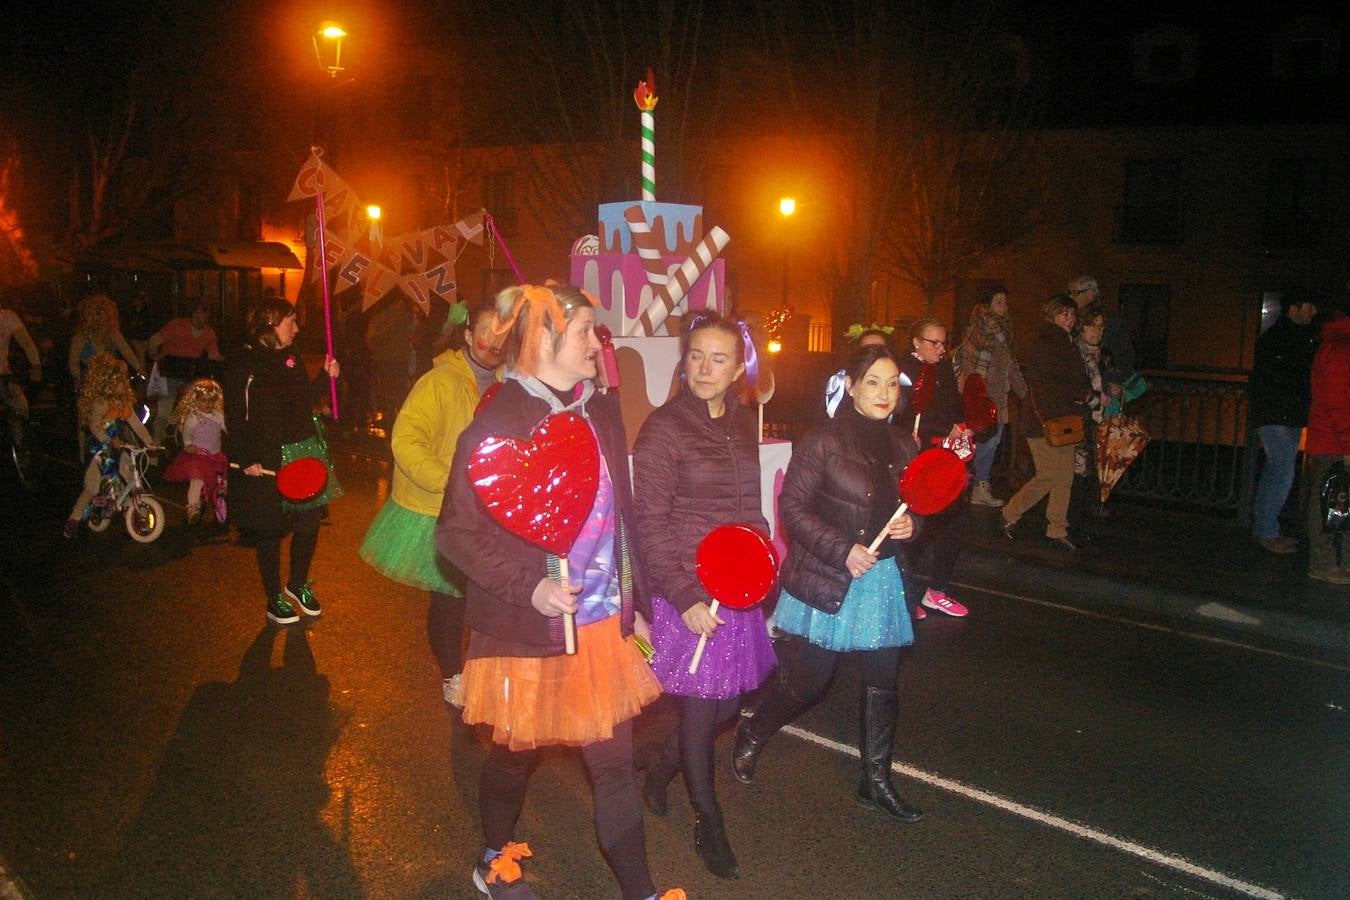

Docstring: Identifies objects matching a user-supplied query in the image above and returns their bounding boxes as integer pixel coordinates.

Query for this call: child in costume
[436,283,682,900]
[733,344,926,823]
[360,301,503,707]
[631,312,775,880]
[163,378,227,525]
[63,353,157,538]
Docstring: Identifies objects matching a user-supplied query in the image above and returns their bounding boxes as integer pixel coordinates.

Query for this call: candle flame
[633,68,658,111]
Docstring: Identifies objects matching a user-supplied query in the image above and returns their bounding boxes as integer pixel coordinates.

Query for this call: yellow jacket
[389,348,486,516]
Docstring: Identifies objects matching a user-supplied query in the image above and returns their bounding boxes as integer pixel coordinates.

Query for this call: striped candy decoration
[623,205,669,286]
[627,225,730,337]
[640,110,655,202]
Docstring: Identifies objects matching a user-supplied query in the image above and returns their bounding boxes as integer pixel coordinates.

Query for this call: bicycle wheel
[214,493,228,523]
[87,511,112,533]
[125,495,165,543]
[8,415,35,490]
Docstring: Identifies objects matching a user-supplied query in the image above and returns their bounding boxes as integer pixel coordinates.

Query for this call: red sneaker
[921,589,968,618]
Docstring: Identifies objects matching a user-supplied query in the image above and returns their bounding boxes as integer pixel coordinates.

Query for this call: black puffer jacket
[779,404,920,613]
[632,386,768,613]
[1249,315,1318,428]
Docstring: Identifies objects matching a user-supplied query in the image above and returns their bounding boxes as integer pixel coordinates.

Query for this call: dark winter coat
[779,404,920,613]
[1249,315,1318,429]
[436,377,646,657]
[222,344,330,532]
[898,354,964,448]
[632,385,769,613]
[1022,324,1092,438]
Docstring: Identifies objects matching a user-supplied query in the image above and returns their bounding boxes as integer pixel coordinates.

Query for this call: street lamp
[313,23,348,78]
[778,196,796,312]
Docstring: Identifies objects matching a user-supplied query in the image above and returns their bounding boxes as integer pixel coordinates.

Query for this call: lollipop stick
[687,599,720,675]
[912,412,922,442]
[559,557,577,655]
[229,462,276,476]
[866,502,909,554]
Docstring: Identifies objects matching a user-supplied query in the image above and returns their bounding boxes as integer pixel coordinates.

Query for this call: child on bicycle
[162,378,227,525]
[64,353,157,538]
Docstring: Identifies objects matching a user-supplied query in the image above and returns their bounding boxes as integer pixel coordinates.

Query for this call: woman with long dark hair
[732,344,924,823]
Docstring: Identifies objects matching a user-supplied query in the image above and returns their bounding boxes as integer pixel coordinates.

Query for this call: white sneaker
[970,481,1004,507]
[443,673,465,708]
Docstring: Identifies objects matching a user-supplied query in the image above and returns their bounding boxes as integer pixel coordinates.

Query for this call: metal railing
[1004,371,1259,514]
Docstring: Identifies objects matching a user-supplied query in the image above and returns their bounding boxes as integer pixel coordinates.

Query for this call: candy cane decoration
[626,226,730,337]
[624,205,669,286]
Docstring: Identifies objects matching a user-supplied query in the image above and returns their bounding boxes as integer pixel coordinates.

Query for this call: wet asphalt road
[1,443,1347,899]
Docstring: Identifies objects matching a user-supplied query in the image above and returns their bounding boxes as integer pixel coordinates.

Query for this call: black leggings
[253,508,323,600]
[479,719,654,900]
[785,639,901,705]
[426,591,465,678]
[909,501,964,594]
[655,695,741,814]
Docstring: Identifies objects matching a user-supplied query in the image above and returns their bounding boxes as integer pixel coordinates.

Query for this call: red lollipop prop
[466,411,600,654]
[865,448,968,553]
[688,524,779,675]
[910,362,937,439]
[228,457,329,502]
[962,373,998,433]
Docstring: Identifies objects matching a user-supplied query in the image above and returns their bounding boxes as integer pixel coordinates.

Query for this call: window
[482,171,517,235]
[1114,160,1181,245]
[1262,157,1327,248]
[1118,284,1171,370]
[1271,16,1340,80]
[1132,27,1198,83]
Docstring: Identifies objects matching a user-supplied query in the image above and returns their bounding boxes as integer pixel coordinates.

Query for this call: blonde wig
[173,378,225,437]
[77,353,136,423]
[77,293,121,343]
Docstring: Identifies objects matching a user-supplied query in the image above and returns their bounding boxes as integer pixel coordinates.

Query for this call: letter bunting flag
[289,150,484,313]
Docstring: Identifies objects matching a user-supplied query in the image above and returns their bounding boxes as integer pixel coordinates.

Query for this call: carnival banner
[289,150,485,313]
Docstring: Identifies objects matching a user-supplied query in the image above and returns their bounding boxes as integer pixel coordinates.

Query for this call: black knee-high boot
[856,686,923,823]
[731,669,812,785]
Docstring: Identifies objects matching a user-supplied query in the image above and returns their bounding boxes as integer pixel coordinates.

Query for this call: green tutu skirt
[359,500,461,594]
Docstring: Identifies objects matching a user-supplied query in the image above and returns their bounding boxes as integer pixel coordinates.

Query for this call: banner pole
[314,190,340,420]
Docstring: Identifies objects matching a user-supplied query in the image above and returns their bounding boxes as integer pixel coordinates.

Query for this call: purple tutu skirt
[649,596,778,700]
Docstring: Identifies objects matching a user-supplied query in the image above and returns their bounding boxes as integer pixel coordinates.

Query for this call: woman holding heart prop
[436,284,674,900]
[732,344,926,823]
[631,312,776,880]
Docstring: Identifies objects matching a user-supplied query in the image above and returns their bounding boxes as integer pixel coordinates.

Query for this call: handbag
[1320,462,1349,534]
[1027,384,1085,447]
[280,414,343,513]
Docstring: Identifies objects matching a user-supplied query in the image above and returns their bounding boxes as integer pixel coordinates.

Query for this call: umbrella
[1097,415,1150,502]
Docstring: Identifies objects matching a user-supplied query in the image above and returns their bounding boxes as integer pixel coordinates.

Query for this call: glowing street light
[779,196,797,217]
[365,204,381,220]
[313,22,348,77]
[767,338,783,354]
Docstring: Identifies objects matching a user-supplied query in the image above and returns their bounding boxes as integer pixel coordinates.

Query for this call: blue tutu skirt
[774,560,913,652]
[649,596,777,700]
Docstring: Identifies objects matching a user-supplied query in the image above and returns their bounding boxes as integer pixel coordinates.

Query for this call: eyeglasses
[919,338,946,347]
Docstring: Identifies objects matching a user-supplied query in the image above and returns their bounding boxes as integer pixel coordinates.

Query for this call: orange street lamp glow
[767,339,783,354]
[365,204,381,220]
[779,197,796,217]
[314,22,348,77]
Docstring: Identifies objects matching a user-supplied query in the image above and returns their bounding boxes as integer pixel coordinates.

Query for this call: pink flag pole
[314,191,340,420]
[486,214,526,284]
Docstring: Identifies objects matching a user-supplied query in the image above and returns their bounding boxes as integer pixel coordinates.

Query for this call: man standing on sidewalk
[1304,293,1350,585]
[1248,290,1319,554]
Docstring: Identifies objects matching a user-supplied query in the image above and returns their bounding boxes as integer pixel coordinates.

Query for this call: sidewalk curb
[956,545,1350,659]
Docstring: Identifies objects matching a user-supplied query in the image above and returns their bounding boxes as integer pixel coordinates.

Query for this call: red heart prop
[962,373,998,432]
[467,411,600,555]
[695,524,779,610]
[898,448,968,515]
[911,362,937,414]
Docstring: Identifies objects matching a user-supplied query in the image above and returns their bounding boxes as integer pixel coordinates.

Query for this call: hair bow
[843,322,895,342]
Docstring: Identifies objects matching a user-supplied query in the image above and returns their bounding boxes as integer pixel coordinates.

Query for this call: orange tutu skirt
[461,614,662,752]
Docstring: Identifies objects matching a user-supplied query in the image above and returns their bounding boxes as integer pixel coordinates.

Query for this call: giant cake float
[569,71,790,553]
